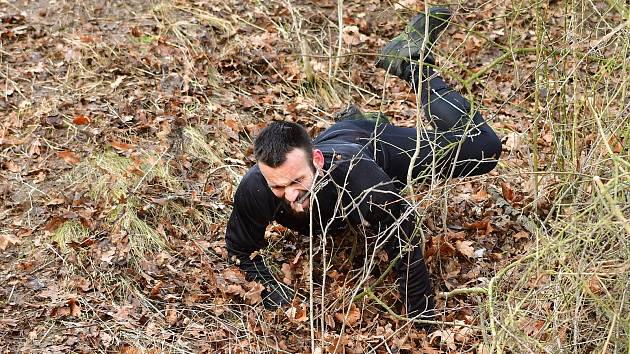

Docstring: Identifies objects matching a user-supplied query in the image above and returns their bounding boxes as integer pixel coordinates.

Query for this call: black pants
[365,65,502,184]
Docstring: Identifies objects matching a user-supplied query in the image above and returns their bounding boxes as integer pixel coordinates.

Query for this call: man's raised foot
[376,7,452,79]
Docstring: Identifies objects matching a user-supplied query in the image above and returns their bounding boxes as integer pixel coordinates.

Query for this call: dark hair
[254,121,313,167]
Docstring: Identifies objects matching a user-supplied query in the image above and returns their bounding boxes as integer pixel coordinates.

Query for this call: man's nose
[285,187,300,203]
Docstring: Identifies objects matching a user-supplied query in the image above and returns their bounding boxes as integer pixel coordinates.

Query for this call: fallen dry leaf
[608,134,623,154]
[519,318,545,336]
[429,329,457,350]
[471,188,488,202]
[150,281,164,299]
[455,240,475,258]
[110,76,125,90]
[464,218,494,235]
[504,131,522,151]
[243,281,264,304]
[477,344,490,354]
[50,297,81,318]
[29,139,41,156]
[57,150,81,164]
[80,34,94,43]
[130,26,142,37]
[325,333,349,353]
[46,197,65,206]
[165,304,178,326]
[501,182,515,202]
[156,120,171,140]
[73,114,89,125]
[285,303,308,322]
[281,263,294,285]
[100,248,116,264]
[44,216,66,232]
[100,331,113,347]
[342,25,367,45]
[334,303,360,326]
[110,141,135,152]
[222,268,246,284]
[5,160,21,172]
[587,275,604,295]
[68,297,81,317]
[119,344,142,354]
[224,284,245,295]
[0,234,20,251]
[0,318,19,327]
[50,306,72,318]
[514,231,529,240]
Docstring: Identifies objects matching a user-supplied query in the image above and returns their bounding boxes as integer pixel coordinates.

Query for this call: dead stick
[438,287,488,299]
[593,176,630,235]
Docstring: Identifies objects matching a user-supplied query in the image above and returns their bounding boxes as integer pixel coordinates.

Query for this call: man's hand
[409,294,436,331]
[262,281,294,309]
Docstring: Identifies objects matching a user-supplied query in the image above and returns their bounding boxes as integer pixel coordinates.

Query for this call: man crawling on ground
[225,7,502,330]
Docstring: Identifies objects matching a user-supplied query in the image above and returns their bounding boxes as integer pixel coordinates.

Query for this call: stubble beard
[286,161,317,217]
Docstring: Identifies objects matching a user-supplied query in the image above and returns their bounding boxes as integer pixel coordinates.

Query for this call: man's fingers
[262,282,294,309]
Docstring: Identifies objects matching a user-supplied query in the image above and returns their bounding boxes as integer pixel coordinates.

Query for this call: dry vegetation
[1,0,628,353]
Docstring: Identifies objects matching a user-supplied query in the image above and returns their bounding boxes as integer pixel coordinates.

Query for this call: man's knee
[488,132,502,164]
[477,132,502,174]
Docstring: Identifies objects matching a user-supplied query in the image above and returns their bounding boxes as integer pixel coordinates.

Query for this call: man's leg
[374,69,501,181]
[375,7,501,181]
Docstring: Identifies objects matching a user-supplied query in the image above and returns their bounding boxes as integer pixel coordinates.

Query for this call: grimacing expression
[258,148,324,214]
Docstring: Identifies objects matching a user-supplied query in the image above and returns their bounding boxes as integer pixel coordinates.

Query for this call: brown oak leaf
[455,240,475,258]
[281,263,294,285]
[57,150,80,164]
[0,234,20,251]
[334,303,360,326]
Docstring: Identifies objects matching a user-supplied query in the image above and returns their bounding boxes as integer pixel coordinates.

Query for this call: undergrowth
[1,0,628,352]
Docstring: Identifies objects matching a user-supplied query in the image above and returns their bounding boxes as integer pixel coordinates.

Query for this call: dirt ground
[1,0,628,353]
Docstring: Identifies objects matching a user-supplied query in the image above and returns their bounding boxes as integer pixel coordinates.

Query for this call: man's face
[259,148,324,215]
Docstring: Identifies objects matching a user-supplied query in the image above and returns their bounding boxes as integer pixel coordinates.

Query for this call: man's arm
[334,154,434,326]
[225,166,293,308]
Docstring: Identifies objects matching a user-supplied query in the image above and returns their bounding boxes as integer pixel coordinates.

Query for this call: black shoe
[376,7,452,79]
[335,105,365,121]
[335,105,390,125]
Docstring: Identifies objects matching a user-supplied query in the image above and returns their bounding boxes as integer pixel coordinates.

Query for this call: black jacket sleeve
[225,166,276,284]
[334,153,434,317]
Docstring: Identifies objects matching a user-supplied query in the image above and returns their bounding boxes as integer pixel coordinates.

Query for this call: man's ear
[312,149,324,170]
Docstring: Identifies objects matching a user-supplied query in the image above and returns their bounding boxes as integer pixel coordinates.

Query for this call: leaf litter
[1,0,628,353]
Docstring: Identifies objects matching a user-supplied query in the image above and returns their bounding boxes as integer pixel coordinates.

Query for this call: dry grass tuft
[108,200,167,262]
[52,220,90,254]
[183,126,224,167]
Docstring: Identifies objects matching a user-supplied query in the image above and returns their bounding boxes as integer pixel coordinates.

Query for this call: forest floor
[1,0,628,353]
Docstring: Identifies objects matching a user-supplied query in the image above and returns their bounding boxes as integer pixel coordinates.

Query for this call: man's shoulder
[236,164,272,199]
[241,163,262,180]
